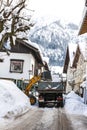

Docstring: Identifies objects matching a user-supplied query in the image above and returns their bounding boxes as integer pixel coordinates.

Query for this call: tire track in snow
[34,108,58,130]
[0,107,43,130]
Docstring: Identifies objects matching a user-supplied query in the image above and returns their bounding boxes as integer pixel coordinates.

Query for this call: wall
[65,51,87,95]
[0,52,35,81]
[73,53,86,93]
[66,62,74,93]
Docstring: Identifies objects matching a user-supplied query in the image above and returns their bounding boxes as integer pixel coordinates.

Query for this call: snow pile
[64,91,87,116]
[0,80,31,119]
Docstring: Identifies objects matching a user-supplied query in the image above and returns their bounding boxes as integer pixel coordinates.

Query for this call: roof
[69,43,77,67]
[63,43,77,73]
[0,38,44,65]
[72,45,80,68]
[72,41,87,68]
[85,0,87,6]
[78,6,87,35]
[16,39,44,65]
[78,41,87,59]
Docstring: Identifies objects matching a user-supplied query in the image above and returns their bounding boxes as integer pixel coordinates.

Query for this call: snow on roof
[64,91,87,116]
[24,40,40,50]
[78,6,87,35]
[24,40,46,63]
[0,79,31,120]
[78,39,87,59]
[42,57,49,64]
[68,43,77,67]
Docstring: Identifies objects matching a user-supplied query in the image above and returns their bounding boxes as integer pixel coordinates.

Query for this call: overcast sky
[28,0,85,25]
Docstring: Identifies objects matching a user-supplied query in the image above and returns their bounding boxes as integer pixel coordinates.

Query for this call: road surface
[0,107,87,130]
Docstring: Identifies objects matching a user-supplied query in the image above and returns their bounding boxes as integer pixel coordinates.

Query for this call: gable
[63,43,77,73]
[11,41,33,53]
[0,39,43,65]
[72,46,81,68]
[78,8,87,35]
[63,47,69,73]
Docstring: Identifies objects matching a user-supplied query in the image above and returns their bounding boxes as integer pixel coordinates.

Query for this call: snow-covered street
[68,114,87,130]
[0,0,87,129]
[0,107,58,130]
[0,107,71,130]
[0,107,87,130]
[0,80,87,130]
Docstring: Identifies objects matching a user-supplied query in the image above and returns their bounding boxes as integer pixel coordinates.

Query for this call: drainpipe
[84,39,87,104]
[84,87,86,104]
[85,63,87,104]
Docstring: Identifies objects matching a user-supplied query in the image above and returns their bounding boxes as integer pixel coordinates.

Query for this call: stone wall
[73,53,86,93]
[66,53,86,94]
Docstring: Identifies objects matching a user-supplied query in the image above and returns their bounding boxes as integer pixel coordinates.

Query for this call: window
[10,59,24,73]
[32,64,33,74]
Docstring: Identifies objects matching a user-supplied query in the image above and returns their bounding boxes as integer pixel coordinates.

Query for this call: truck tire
[61,102,64,108]
[30,96,36,105]
[56,103,59,108]
[38,102,44,107]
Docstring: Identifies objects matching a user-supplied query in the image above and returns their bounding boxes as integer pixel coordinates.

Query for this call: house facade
[63,43,77,93]
[0,39,45,89]
[78,0,87,35]
[63,41,87,96]
[63,0,87,96]
[72,42,87,95]
[78,0,87,101]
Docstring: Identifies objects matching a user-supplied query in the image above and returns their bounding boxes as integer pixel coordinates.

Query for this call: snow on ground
[0,79,31,121]
[64,91,87,116]
[0,78,87,127]
[37,108,57,129]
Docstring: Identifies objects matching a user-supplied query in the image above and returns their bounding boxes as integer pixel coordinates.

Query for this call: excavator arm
[25,75,41,96]
[24,71,52,105]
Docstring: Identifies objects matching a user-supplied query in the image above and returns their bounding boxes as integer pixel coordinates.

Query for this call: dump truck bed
[38,89,64,93]
[37,81,65,107]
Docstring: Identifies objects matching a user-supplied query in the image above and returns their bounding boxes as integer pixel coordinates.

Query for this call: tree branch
[3,0,26,18]
[15,26,30,33]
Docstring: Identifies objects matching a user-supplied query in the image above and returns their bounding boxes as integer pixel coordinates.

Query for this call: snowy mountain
[29,19,78,66]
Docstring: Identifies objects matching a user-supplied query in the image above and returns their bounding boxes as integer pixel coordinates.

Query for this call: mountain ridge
[29,19,78,66]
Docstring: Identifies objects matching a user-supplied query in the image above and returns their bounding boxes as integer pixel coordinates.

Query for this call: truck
[37,81,65,107]
[24,70,52,105]
[24,71,65,107]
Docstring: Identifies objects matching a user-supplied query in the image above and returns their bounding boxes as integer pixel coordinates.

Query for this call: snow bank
[0,80,31,119]
[64,91,87,116]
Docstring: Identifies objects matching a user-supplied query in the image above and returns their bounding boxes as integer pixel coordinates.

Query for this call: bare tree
[0,0,34,49]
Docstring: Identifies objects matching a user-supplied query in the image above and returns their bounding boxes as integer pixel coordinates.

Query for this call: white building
[0,39,44,89]
[63,43,77,93]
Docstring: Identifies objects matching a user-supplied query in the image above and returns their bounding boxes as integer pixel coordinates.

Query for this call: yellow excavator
[24,71,52,105]
[25,74,41,105]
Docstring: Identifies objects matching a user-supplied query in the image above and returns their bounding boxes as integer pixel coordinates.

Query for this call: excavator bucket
[41,71,52,81]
